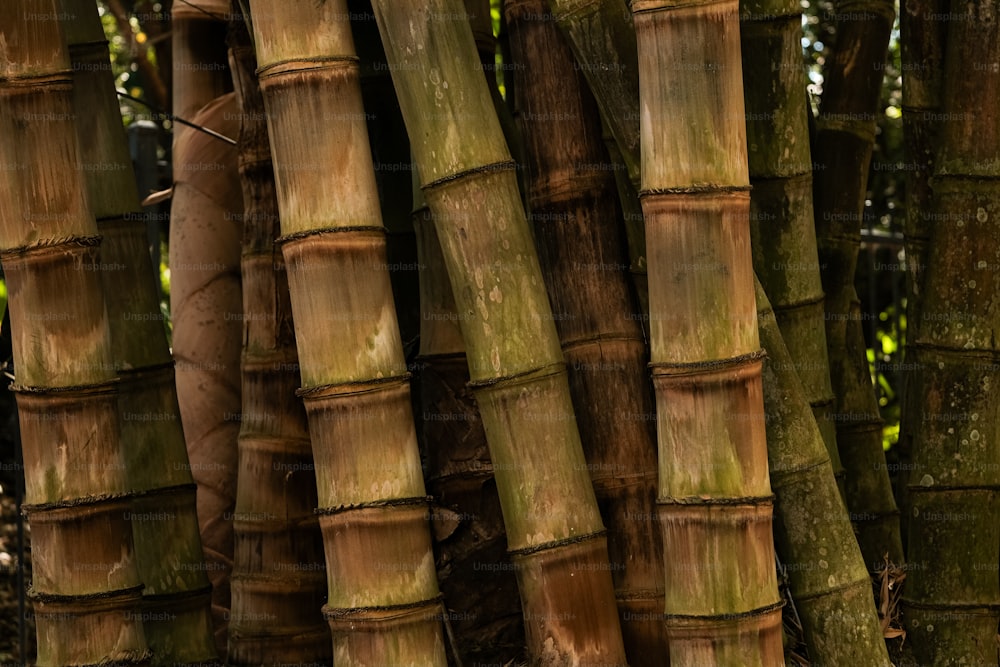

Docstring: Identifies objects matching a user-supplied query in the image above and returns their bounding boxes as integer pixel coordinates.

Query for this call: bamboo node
[507,528,607,557]
[315,495,434,516]
[649,349,766,377]
[0,233,102,259]
[423,160,518,192]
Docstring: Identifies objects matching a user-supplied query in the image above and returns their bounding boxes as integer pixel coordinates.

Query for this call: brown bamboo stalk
[248,1,449,663]
[414,180,527,666]
[59,0,218,660]
[811,0,903,572]
[370,1,629,663]
[504,1,666,662]
[633,0,784,661]
[0,1,148,663]
[225,14,331,664]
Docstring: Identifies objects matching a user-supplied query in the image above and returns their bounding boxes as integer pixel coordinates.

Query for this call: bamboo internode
[250,0,448,662]
[634,0,784,661]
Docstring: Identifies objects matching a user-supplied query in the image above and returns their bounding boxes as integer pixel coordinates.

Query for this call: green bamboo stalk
[811,0,902,572]
[757,277,890,666]
[58,0,218,661]
[894,0,946,542]
[899,4,1000,661]
[633,0,784,661]
[370,2,629,663]
[349,0,421,347]
[170,2,240,653]
[225,15,331,664]
[504,1,666,662]
[740,0,845,491]
[414,179,527,666]
[247,1,449,663]
[0,1,148,663]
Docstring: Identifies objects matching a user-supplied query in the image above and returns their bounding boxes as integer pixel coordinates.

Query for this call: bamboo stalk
[58,0,218,660]
[633,0,784,662]
[739,0,845,492]
[811,0,903,572]
[0,1,149,663]
[756,277,891,666]
[225,14,331,664]
[504,1,666,662]
[248,1,448,663]
[370,1,628,663]
[899,4,1000,661]
[414,180,527,666]
[349,0,421,347]
[895,0,946,546]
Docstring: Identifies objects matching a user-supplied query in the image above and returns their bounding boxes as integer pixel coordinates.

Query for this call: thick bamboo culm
[225,14,331,664]
[632,0,784,662]
[0,1,148,663]
[545,0,648,310]
[248,1,448,663]
[370,1,628,664]
[756,278,890,665]
[169,1,241,653]
[900,2,1000,661]
[739,0,844,490]
[504,0,666,662]
[349,0,421,346]
[810,0,903,572]
[414,182,527,665]
[59,1,218,661]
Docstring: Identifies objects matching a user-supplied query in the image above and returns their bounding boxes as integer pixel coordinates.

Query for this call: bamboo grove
[0,0,999,664]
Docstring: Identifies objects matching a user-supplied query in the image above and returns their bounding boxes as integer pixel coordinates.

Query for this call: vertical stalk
[225,14,331,664]
[740,0,845,490]
[542,0,650,312]
[895,0,946,539]
[633,0,784,662]
[0,1,148,663]
[349,0,421,347]
[248,1,449,663]
[59,0,218,660]
[811,0,902,571]
[414,180,527,666]
[899,3,1000,662]
[756,278,890,666]
[371,1,629,663]
[504,1,666,662]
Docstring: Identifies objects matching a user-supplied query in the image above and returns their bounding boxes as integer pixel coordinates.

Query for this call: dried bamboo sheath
[249,1,447,662]
[634,0,783,661]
